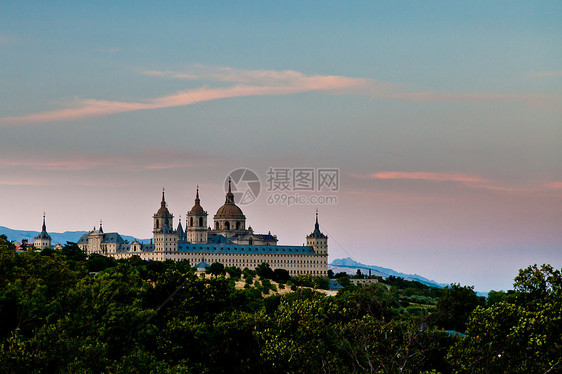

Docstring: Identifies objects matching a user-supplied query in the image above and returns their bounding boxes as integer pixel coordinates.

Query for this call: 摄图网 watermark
[225,167,340,206]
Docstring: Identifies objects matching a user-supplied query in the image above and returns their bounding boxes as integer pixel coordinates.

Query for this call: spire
[41,212,47,233]
[195,185,200,205]
[161,187,166,206]
[315,209,319,231]
[99,219,103,233]
[225,178,234,204]
[309,209,326,238]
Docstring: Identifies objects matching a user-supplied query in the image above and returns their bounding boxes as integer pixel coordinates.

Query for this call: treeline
[0,237,560,373]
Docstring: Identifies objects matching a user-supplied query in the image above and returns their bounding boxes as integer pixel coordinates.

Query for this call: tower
[187,186,208,243]
[306,210,328,255]
[176,215,186,241]
[153,189,176,251]
[34,213,52,249]
[213,178,246,236]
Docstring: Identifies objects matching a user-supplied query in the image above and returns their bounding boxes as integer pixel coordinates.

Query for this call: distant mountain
[0,226,151,245]
[329,257,447,289]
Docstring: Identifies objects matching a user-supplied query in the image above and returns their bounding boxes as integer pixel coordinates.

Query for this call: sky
[1,1,561,291]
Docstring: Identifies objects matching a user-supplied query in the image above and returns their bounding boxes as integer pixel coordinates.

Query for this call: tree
[207,262,225,277]
[273,268,290,283]
[256,262,274,280]
[447,264,562,373]
[430,283,484,333]
[87,253,117,272]
[61,242,87,262]
[225,266,242,280]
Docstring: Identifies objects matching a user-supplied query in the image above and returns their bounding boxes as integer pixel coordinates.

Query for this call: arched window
[225,221,230,230]
[156,219,159,229]
[199,217,203,227]
[236,221,240,230]
[215,222,219,230]
[190,217,193,227]
[249,238,253,245]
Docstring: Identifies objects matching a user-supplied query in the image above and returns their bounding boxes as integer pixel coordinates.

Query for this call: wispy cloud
[532,71,562,78]
[353,171,488,184]
[351,171,562,195]
[144,66,372,89]
[379,92,561,109]
[0,150,216,171]
[2,65,560,126]
[0,67,371,126]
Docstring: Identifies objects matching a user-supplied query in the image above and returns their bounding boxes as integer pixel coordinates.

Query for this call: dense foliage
[0,237,559,373]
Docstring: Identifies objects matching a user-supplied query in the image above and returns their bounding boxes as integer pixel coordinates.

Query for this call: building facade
[78,181,328,276]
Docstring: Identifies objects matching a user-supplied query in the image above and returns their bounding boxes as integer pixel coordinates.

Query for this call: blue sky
[1,1,561,291]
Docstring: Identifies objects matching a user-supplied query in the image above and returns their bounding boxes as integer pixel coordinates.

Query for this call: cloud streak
[0,68,371,126]
[352,171,562,195]
[0,150,216,171]
[2,65,560,126]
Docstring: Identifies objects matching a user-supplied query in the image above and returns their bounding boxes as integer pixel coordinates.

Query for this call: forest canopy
[0,238,560,373]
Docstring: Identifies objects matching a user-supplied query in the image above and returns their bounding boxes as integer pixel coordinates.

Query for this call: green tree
[61,242,87,262]
[273,268,290,283]
[447,264,562,373]
[225,266,242,280]
[430,283,484,332]
[207,262,225,277]
[256,262,274,280]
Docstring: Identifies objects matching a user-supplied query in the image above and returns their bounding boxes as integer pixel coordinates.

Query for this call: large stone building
[78,181,328,276]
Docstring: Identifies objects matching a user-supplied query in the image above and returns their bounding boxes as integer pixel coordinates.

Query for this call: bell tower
[33,212,52,249]
[153,188,176,251]
[187,186,208,243]
[306,210,328,255]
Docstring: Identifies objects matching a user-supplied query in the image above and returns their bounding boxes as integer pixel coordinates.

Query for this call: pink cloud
[0,150,215,171]
[353,171,489,184]
[379,92,561,108]
[351,171,562,197]
[144,66,372,89]
[3,64,560,126]
[1,68,370,126]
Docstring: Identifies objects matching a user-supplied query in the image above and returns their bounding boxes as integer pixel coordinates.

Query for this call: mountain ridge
[0,226,151,245]
[329,257,447,288]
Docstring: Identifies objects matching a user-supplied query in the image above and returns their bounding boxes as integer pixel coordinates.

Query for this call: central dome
[215,203,244,218]
[214,178,245,219]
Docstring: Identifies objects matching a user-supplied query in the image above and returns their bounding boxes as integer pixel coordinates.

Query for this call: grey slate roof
[176,243,315,255]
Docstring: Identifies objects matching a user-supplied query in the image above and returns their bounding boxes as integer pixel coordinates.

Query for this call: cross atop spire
[195,185,200,205]
[315,209,319,231]
[41,212,47,233]
[308,209,326,238]
[225,177,235,204]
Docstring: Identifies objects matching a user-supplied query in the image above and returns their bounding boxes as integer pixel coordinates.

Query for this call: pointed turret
[41,212,47,233]
[176,215,186,241]
[153,187,174,234]
[187,185,208,243]
[307,210,327,256]
[34,212,52,249]
[225,178,235,204]
[309,209,326,238]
